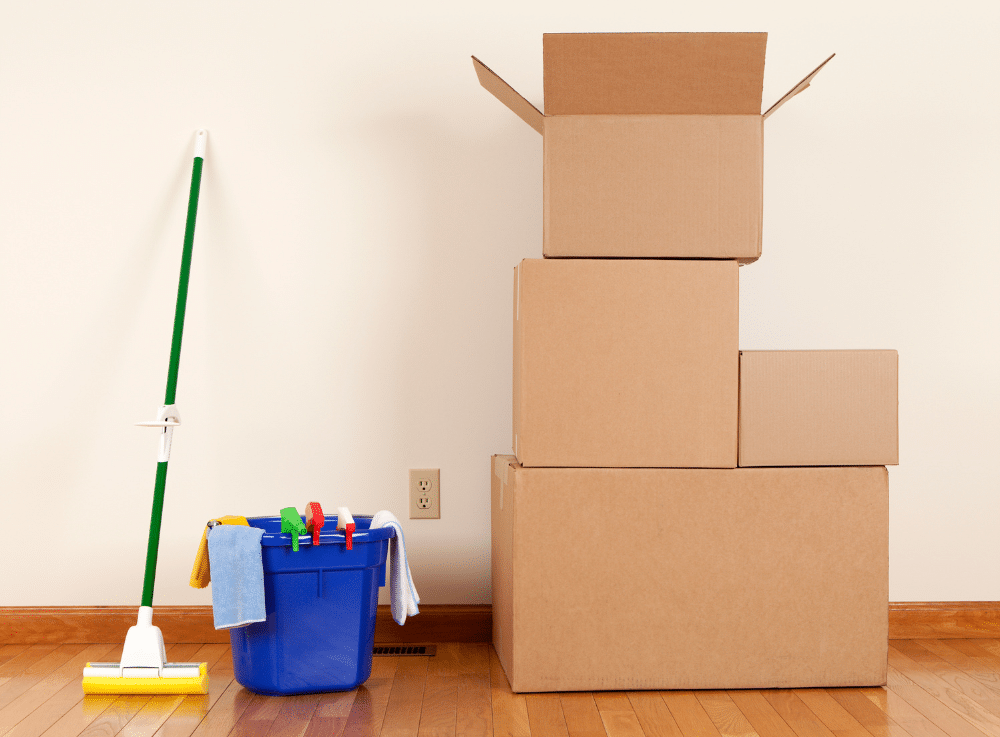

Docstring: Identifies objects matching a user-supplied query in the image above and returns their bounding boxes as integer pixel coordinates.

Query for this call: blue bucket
[229,514,393,695]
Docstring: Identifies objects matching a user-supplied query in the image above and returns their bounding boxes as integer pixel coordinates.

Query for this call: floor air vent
[373,645,436,657]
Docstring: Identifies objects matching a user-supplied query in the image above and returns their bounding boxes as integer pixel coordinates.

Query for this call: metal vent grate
[373,645,436,657]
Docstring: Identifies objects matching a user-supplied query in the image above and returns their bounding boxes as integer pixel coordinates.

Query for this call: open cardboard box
[474,33,833,263]
[491,455,889,692]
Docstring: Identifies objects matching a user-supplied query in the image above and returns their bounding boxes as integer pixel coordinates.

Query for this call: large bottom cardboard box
[491,456,888,692]
[739,350,898,467]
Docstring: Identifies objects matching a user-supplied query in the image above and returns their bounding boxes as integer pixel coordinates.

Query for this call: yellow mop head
[82,662,208,695]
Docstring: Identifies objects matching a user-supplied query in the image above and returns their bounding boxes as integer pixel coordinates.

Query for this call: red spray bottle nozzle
[305,502,324,546]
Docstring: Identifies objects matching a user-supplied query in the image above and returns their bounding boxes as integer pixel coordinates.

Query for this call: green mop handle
[141,130,207,609]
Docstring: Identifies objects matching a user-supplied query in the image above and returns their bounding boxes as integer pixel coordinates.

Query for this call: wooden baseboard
[887,602,1000,639]
[2,602,997,644]
[0,605,491,645]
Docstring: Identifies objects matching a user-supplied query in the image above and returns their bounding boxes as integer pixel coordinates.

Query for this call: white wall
[1,0,997,607]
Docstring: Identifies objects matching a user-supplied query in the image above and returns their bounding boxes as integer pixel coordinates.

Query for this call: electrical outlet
[409,468,440,519]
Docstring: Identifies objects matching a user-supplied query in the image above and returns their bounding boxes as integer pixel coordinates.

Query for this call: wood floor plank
[0,646,60,687]
[339,656,398,737]
[0,646,30,670]
[663,691,724,737]
[427,644,463,677]
[889,682,993,737]
[863,687,959,737]
[761,690,838,737]
[935,641,1000,688]
[455,644,491,737]
[917,641,1000,686]
[151,645,235,737]
[892,642,1000,716]
[594,694,635,713]
[888,666,918,688]
[380,655,430,737]
[186,680,257,737]
[113,694,188,737]
[561,693,608,737]
[489,647,529,737]
[593,692,644,737]
[0,644,85,709]
[263,692,322,737]
[417,674,457,737]
[727,691,799,737]
[40,693,120,737]
[301,689,358,737]
[527,693,570,737]
[78,695,154,737]
[793,689,873,737]
[226,692,283,737]
[0,643,118,737]
[696,691,760,737]
[889,647,1000,733]
[973,642,1000,660]
[628,692,684,737]
[827,688,918,737]
[945,641,1000,661]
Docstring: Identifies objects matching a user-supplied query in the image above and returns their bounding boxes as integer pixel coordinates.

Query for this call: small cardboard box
[513,258,738,468]
[474,33,833,263]
[491,455,889,692]
[739,350,899,467]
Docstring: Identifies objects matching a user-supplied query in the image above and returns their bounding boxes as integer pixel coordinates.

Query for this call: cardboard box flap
[472,56,544,135]
[763,53,835,120]
[542,32,767,115]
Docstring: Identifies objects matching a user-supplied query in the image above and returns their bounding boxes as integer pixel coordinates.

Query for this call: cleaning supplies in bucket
[226,510,413,694]
[192,506,419,630]
[280,507,308,551]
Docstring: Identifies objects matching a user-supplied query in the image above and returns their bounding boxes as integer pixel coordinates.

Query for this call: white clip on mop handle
[137,405,181,462]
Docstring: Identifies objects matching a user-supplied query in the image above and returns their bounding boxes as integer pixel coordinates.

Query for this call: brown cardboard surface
[763,53,836,119]
[472,56,544,134]
[491,456,889,693]
[472,34,831,260]
[543,115,762,260]
[513,259,738,468]
[492,456,515,673]
[542,32,767,115]
[739,350,899,467]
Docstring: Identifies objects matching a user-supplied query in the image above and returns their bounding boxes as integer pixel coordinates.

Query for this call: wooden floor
[1,640,1000,737]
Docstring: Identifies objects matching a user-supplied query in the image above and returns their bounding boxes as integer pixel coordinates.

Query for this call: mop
[82,130,210,695]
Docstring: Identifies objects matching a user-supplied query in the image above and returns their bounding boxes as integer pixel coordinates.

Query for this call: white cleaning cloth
[370,510,420,625]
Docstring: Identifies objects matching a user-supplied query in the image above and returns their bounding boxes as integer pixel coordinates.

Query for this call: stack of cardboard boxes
[475,33,898,693]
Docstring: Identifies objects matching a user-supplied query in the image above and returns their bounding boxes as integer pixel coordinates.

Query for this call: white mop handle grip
[194,129,207,159]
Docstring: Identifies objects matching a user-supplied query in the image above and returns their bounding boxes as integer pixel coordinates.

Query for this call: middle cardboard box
[513,258,738,468]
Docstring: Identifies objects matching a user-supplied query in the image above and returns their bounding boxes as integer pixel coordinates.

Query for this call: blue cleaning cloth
[207,524,266,630]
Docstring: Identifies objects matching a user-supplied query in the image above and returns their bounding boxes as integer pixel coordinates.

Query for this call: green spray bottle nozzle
[280,507,307,551]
